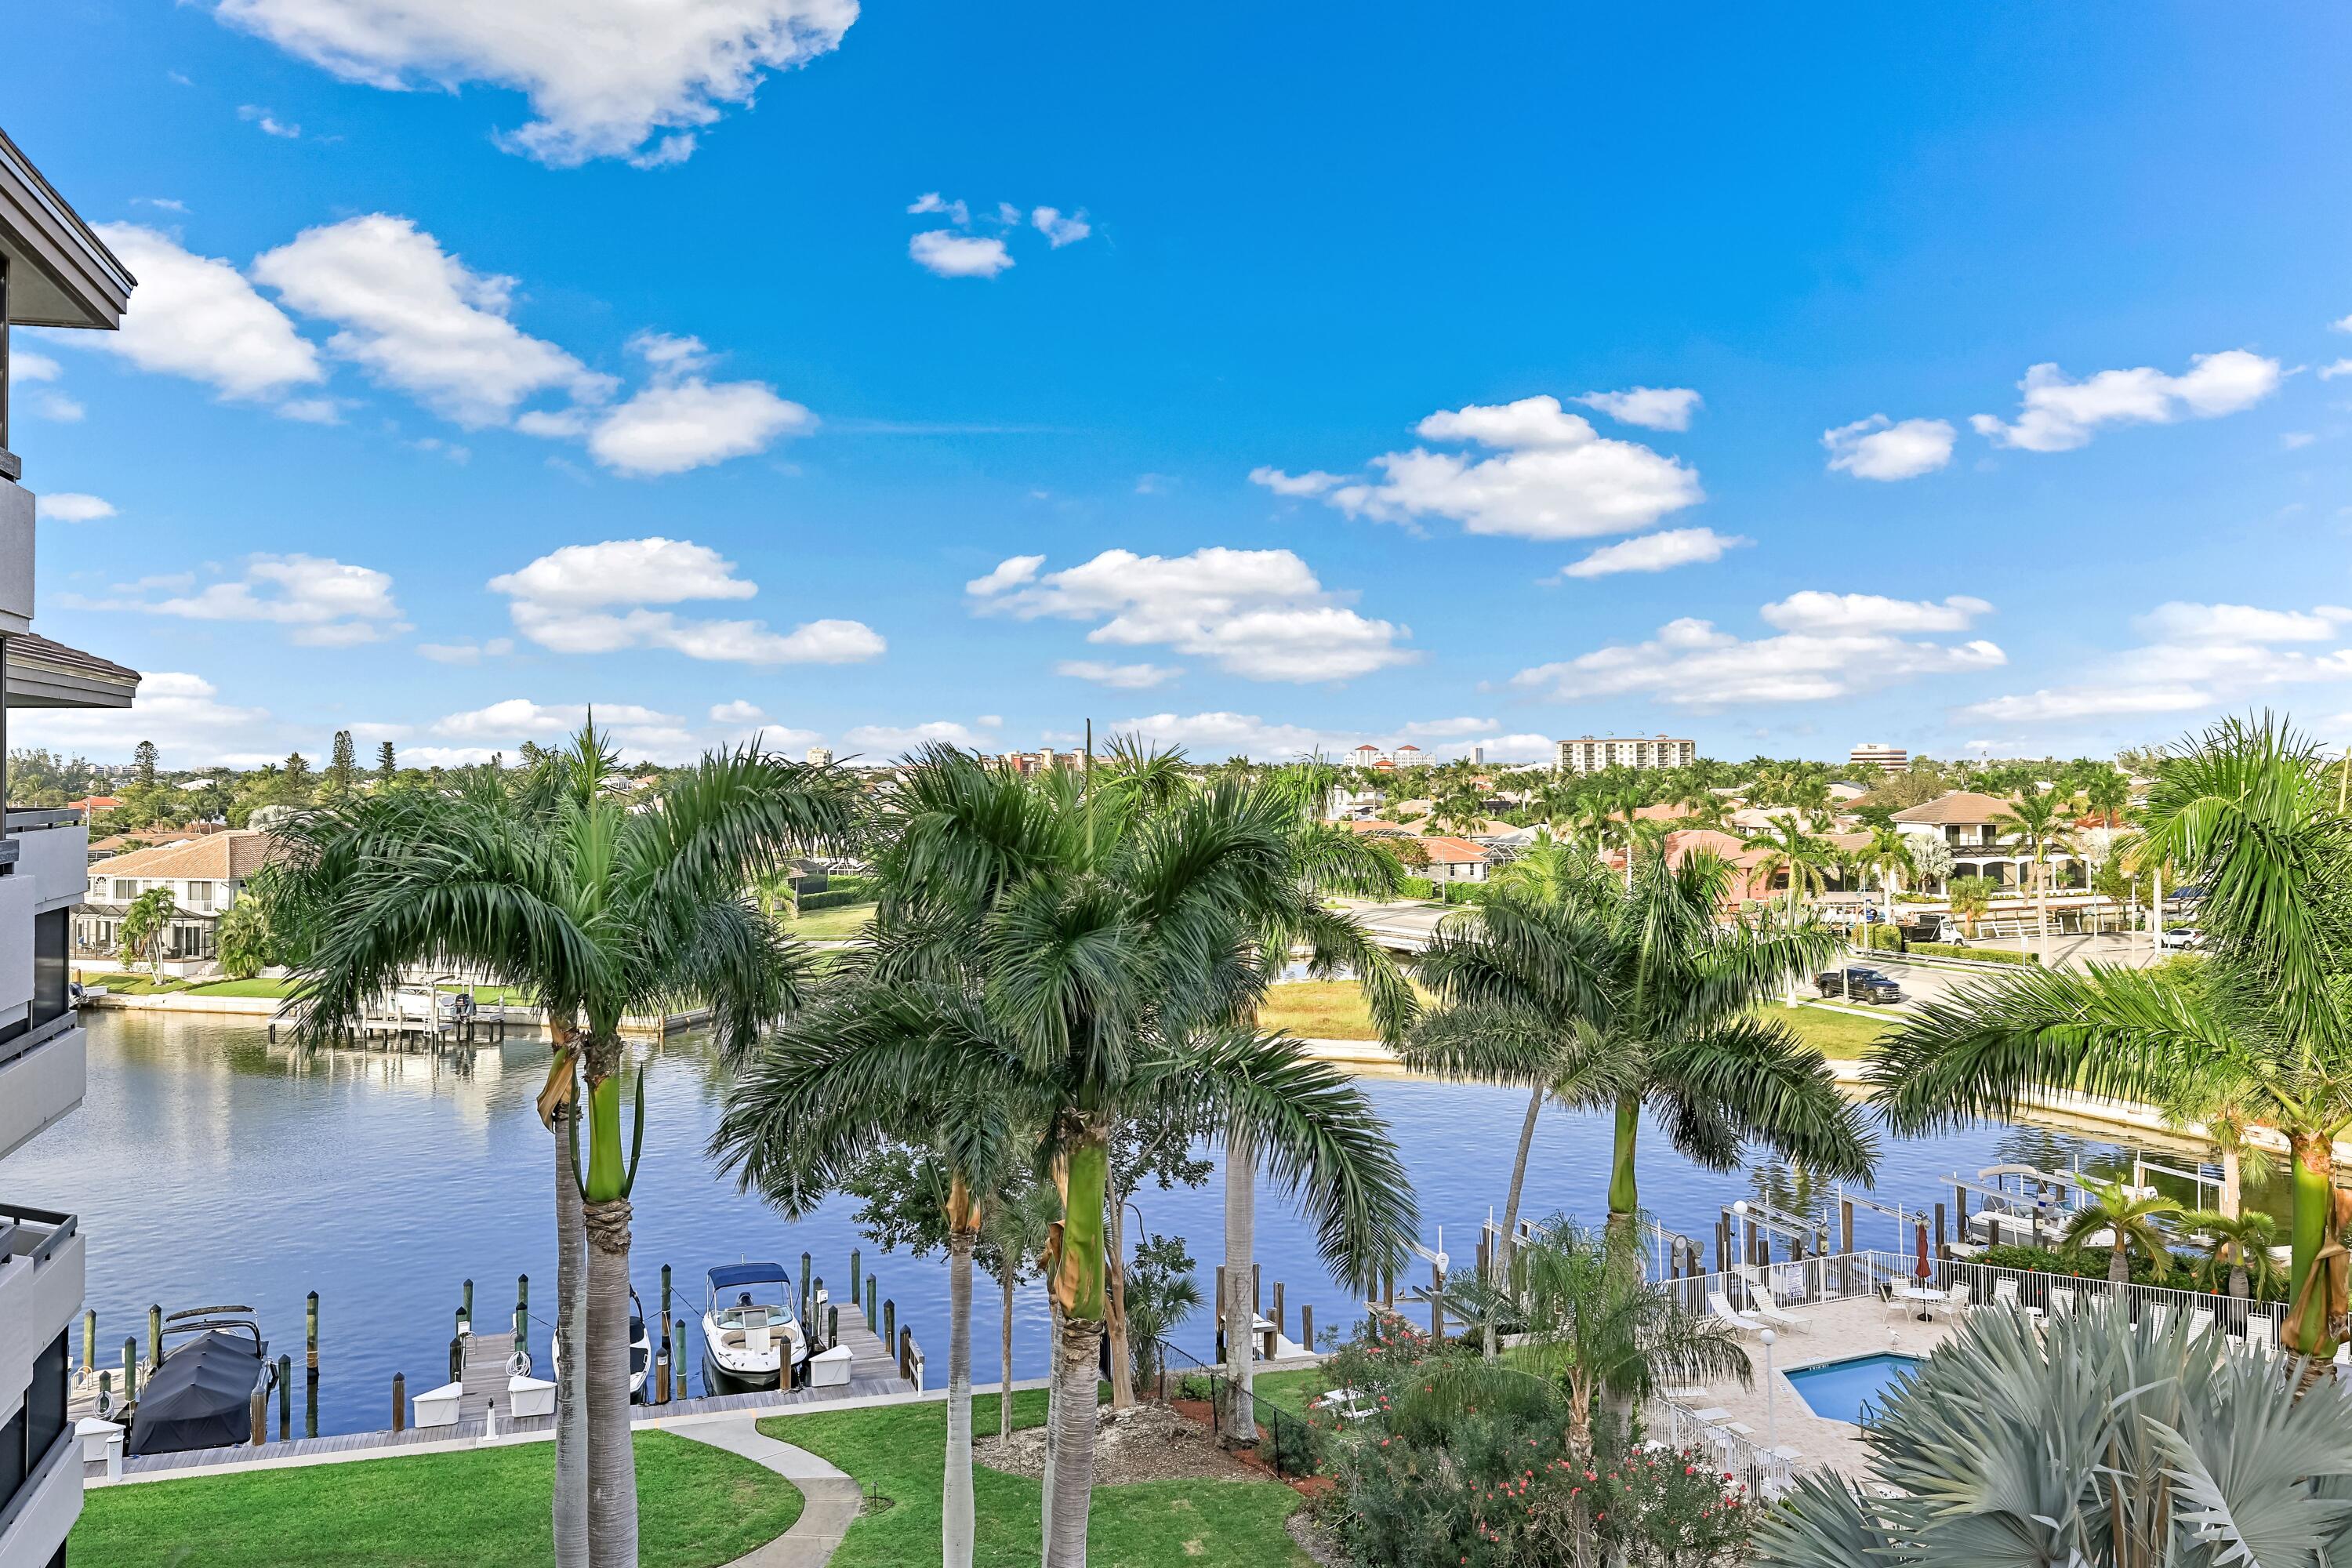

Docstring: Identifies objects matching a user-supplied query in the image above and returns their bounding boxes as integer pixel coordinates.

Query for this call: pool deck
[1663,1296,1957,1479]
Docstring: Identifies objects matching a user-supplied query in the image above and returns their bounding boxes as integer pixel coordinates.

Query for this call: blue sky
[9,2,2352,769]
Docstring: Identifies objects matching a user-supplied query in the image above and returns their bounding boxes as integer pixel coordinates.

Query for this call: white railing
[1946,1258,2288,1345]
[1646,1392,1798,1500]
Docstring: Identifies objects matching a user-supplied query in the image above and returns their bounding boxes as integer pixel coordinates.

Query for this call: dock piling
[827,1304,838,1350]
[82,1310,95,1375]
[673,1319,688,1402]
[1272,1281,1285,1338]
[392,1373,406,1433]
[850,1247,861,1305]
[1301,1305,1313,1353]
[866,1278,877,1329]
[449,1335,463,1384]
[514,1275,528,1361]
[97,1370,111,1417]
[307,1290,320,1377]
[653,1343,670,1405]
[277,1356,292,1439]
[801,1250,813,1323]
[123,1337,139,1401]
[1253,1263,1261,1317]
[461,1278,474,1334]
[147,1304,162,1369]
[250,1384,267,1446]
[884,1298,895,1346]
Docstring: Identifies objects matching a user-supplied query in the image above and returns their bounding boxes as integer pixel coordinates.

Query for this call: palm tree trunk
[998,1268,1016,1456]
[2036,855,2050,966]
[1221,1128,1257,1446]
[1103,1174,1134,1409]
[1605,1093,1641,1264]
[552,1101,588,1568]
[1044,1314,1102,1568]
[1490,1085,1544,1358]
[2283,1131,2338,1359]
[583,1197,638,1568]
[2109,1236,2129,1287]
[944,1222,977,1568]
[2220,1147,2241,1220]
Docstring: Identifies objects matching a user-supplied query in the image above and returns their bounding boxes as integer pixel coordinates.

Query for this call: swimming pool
[1784,1352,1922,1425]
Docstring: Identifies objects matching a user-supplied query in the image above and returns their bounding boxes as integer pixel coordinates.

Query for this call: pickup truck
[1814,966,1904,1004]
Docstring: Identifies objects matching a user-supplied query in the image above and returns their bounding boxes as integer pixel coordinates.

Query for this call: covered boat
[701,1262,808,1392]
[127,1308,274,1456]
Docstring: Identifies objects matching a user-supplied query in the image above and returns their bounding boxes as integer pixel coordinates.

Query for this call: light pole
[1731,1200,1750,1287]
[1760,1327,1777,1450]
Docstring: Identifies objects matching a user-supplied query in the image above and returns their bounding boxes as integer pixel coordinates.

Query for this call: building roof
[87,829,281,882]
[1632,801,1693,822]
[8,633,140,709]
[0,126,136,331]
[1345,819,1407,835]
[1417,835,1490,863]
[68,795,120,812]
[1891,790,2019,826]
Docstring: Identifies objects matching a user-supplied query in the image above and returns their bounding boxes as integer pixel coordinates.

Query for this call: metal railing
[1945,1258,2288,1345]
[0,1201,78,1265]
[1163,1341,1327,1478]
[1644,1391,1798,1500]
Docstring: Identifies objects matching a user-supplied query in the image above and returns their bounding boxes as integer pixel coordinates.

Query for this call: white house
[74,829,281,972]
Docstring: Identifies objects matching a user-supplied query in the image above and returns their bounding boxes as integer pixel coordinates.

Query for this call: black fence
[1159,1341,1329,1479]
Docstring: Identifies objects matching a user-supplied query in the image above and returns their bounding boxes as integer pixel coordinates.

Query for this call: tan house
[74,829,282,968]
[1891,791,2082,891]
[1417,835,1492,885]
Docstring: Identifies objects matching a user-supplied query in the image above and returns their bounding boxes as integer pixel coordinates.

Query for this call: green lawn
[183,977,294,998]
[82,971,188,995]
[68,1430,802,1568]
[1769,1000,1894,1060]
[1258,979,1436,1042]
[785,902,877,940]
[760,1390,1309,1567]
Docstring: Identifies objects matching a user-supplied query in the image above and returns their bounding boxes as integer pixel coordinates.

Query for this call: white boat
[551,1287,652,1400]
[701,1263,808,1391]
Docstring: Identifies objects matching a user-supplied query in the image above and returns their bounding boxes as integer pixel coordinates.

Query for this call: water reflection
[5,1010,2185,1435]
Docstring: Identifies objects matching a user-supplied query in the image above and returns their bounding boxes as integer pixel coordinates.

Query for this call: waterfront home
[1417,835,1492,885]
[72,829,280,973]
[1892,791,2083,893]
[0,122,143,1568]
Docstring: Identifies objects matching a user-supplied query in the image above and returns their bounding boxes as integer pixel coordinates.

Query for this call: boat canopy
[710,1262,791,1291]
[128,1330,267,1456]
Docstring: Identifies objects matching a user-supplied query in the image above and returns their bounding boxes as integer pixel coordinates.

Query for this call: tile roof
[86,829,283,882]
[1891,790,2020,826]
[1417,835,1490,862]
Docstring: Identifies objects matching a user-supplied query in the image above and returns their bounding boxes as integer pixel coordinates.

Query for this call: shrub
[1910,941,2038,964]
[793,888,869,912]
[1397,875,1438,900]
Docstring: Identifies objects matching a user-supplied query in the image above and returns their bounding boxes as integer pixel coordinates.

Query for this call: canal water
[10,1009,2168,1436]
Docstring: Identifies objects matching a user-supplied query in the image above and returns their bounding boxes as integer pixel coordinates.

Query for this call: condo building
[1555,735,1696,774]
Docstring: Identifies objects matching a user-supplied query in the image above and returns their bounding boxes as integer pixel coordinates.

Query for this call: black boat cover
[129,1331,268,1455]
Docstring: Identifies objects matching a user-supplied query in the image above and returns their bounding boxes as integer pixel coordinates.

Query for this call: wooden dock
[95,1301,912,1483]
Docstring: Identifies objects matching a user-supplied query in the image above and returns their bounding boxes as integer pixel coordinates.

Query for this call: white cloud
[1559,527,1748,579]
[907,192,968,224]
[969,546,1416,683]
[1823,416,1957,481]
[17,670,278,764]
[1107,711,1346,760]
[1248,466,1342,498]
[965,555,1044,597]
[252,215,611,428]
[1759,592,1991,636]
[431,696,703,758]
[1970,349,2281,452]
[1510,598,2005,708]
[238,104,301,137]
[41,493,117,524]
[489,536,883,665]
[909,230,1013,279]
[79,223,324,405]
[2133,601,2352,644]
[1397,717,1497,739]
[709,699,765,723]
[1574,387,1701,431]
[1955,601,2352,727]
[2282,431,2318,449]
[212,0,857,166]
[416,636,514,664]
[1301,394,1702,541]
[12,352,61,383]
[586,373,811,476]
[1031,206,1090,247]
[1054,659,1181,689]
[35,393,86,422]
[841,719,997,753]
[67,554,408,645]
[2320,361,2352,381]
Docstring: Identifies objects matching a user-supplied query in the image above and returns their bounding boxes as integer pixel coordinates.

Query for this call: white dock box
[508,1374,556,1420]
[808,1345,855,1388]
[413,1380,463,1428]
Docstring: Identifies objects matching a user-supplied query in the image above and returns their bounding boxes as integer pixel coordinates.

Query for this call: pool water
[1784,1352,1922,1425]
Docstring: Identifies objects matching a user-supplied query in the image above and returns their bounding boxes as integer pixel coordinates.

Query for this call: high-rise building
[1849,742,1909,775]
[0,125,143,1568]
[805,746,833,768]
[1555,735,1697,774]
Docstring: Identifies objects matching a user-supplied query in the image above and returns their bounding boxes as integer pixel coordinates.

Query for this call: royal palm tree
[282,722,849,1566]
[1870,715,2352,1363]
[714,748,1415,1567]
[2084,768,2131,829]
[2184,1209,2285,1302]
[1401,844,1875,1275]
[2056,1175,2181,1285]
[1989,784,2076,964]
[1860,824,1913,903]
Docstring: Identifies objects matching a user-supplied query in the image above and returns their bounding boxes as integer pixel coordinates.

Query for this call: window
[112,878,136,901]
[185,880,213,911]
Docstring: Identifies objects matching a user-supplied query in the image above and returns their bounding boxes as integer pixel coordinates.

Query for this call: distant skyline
[10,5,2352,768]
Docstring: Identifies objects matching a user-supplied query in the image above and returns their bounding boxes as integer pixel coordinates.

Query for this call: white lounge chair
[2242,1314,2278,1356]
[2143,1301,2171,1335]
[2187,1308,2215,1341]
[1931,1283,1971,1322]
[2048,1287,2078,1319]
[1737,1271,1810,1332]
[1708,1290,1766,1336]
[1990,1276,2039,1318]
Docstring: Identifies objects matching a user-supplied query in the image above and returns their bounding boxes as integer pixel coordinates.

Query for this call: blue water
[1784,1352,1922,1425]
[6,1011,2160,1436]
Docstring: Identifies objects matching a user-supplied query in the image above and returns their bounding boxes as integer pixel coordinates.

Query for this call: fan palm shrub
[1755,1300,2352,1567]
[2184,1208,2286,1301]
[2056,1175,2182,1285]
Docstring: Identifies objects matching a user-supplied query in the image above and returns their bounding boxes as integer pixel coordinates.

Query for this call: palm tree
[1747,812,1835,1001]
[1860,824,1913,903]
[2056,1175,2181,1285]
[1869,715,2352,1363]
[1756,1301,2352,1566]
[1944,873,1995,937]
[118,884,178,980]
[2183,1209,2285,1301]
[2084,768,2131,829]
[714,748,1416,1567]
[1401,844,1875,1272]
[1989,784,2075,964]
[283,723,849,1566]
[979,1176,1058,1455]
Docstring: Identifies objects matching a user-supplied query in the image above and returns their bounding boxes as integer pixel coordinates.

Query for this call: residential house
[74,830,281,973]
[1890,791,2082,893]
[0,122,143,1568]
[1416,835,1492,885]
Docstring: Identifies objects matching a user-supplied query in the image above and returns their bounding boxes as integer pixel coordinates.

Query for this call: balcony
[0,1419,76,1568]
[0,1013,79,1163]
[0,1203,81,1402]
[5,811,84,916]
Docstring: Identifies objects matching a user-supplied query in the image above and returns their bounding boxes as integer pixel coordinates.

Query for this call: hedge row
[795,888,870,912]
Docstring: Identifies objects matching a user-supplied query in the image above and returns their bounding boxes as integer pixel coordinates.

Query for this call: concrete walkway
[672,1417,866,1567]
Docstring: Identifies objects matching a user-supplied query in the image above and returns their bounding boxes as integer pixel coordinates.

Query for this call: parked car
[1815,966,1904,1004]
[1896,914,1966,946]
[2157,926,2203,951]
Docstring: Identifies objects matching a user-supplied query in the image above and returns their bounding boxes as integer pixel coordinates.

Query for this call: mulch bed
[984,1399,1267,1486]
